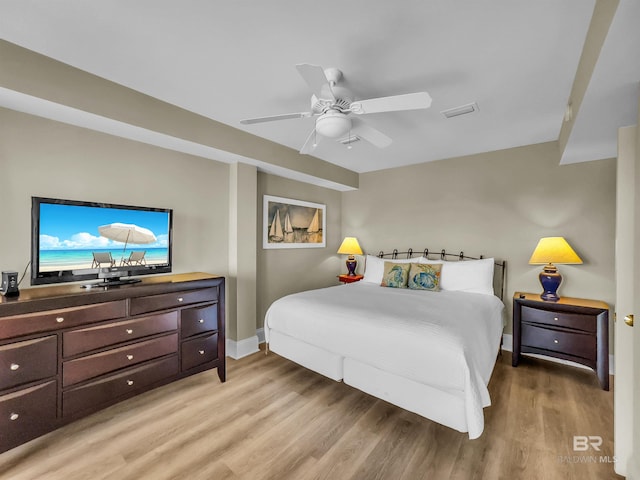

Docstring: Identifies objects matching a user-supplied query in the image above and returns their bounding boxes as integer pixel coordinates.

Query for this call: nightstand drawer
[521,306,596,333]
[521,323,596,360]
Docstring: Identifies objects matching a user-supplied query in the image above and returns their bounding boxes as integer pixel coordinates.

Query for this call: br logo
[573,436,603,451]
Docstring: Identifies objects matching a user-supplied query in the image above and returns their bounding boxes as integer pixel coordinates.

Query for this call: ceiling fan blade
[350,92,432,115]
[295,64,335,101]
[240,112,312,125]
[351,121,392,148]
[300,127,321,155]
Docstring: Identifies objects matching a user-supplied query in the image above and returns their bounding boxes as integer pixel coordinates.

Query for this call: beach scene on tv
[38,203,170,272]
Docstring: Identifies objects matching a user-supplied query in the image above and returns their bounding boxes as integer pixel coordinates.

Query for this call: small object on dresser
[338,274,364,284]
[512,292,609,390]
[1,271,19,297]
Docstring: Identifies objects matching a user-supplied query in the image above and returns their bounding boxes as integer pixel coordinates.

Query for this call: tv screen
[31,197,173,286]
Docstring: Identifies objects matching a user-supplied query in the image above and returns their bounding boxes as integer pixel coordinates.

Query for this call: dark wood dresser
[512,292,609,390]
[0,272,225,453]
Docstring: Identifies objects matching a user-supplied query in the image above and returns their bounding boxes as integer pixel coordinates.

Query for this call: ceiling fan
[240,64,432,154]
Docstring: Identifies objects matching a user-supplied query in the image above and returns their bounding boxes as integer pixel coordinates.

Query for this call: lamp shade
[337,237,363,256]
[528,237,583,265]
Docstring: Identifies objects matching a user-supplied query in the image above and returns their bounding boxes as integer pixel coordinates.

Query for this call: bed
[264,249,506,439]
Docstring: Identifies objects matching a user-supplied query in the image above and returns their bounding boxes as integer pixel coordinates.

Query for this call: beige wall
[341,142,617,343]
[256,173,343,331]
[0,107,230,287]
[228,163,258,343]
[0,105,618,354]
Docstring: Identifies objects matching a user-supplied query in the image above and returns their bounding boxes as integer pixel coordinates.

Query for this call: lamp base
[539,264,562,302]
[346,256,357,276]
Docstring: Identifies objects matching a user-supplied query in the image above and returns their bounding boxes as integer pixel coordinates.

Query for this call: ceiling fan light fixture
[315,110,351,138]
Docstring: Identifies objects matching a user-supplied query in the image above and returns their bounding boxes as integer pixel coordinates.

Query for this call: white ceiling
[0,0,637,174]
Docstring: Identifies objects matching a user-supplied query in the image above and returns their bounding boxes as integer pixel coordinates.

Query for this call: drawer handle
[198,350,205,355]
[10,363,20,371]
[554,339,559,344]
[178,297,184,302]
[198,319,205,324]
[126,354,134,360]
[9,413,19,421]
[553,317,559,321]
[126,329,134,335]
[127,380,134,386]
[56,317,65,323]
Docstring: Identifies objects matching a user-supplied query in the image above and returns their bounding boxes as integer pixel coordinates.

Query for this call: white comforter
[264,282,505,438]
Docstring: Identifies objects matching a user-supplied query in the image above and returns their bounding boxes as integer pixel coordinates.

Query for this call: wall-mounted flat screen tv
[31,197,173,286]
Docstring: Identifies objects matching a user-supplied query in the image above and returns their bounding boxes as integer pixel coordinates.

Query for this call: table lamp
[337,237,363,276]
[528,236,582,301]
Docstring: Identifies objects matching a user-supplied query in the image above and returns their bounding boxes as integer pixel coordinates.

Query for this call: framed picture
[263,195,326,249]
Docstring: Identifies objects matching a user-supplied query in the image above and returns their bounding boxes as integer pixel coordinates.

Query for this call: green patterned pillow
[380,262,410,288]
[407,263,442,291]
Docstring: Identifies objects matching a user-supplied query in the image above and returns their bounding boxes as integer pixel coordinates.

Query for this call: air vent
[339,135,361,146]
[441,102,479,119]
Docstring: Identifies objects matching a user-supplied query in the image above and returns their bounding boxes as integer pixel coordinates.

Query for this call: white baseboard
[502,333,614,375]
[226,335,259,359]
[257,327,265,344]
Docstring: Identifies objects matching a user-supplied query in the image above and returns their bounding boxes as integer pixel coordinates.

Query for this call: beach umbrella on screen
[98,223,156,259]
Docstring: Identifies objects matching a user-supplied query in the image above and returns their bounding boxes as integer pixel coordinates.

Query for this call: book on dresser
[0,272,225,454]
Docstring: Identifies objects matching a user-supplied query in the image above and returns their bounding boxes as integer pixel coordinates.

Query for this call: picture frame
[263,195,326,249]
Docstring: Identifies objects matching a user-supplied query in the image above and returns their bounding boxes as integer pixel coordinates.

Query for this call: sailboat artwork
[306,208,321,244]
[263,195,326,249]
[283,212,294,242]
[269,209,284,242]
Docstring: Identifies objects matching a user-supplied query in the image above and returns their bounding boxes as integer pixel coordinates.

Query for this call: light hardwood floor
[0,349,621,480]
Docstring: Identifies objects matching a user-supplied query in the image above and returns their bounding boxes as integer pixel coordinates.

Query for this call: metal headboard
[376,248,507,301]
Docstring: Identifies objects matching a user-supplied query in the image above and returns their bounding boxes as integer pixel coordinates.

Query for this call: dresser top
[0,272,223,316]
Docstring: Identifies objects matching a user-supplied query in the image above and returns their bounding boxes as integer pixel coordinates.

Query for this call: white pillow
[438,257,495,295]
[362,255,423,284]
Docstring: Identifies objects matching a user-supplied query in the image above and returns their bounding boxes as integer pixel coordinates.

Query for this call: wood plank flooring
[0,349,621,480]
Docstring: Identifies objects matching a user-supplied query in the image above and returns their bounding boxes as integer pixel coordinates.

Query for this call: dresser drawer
[0,336,57,390]
[63,333,178,387]
[0,301,127,339]
[521,323,596,360]
[63,311,178,357]
[181,333,218,371]
[130,288,218,316]
[521,305,596,333]
[0,380,57,452]
[181,304,218,339]
[63,355,179,417]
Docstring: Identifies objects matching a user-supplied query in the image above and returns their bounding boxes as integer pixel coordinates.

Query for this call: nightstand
[338,274,364,284]
[512,292,609,390]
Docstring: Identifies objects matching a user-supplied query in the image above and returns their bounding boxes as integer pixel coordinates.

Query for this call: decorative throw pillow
[407,263,442,291]
[362,255,422,284]
[380,262,410,288]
